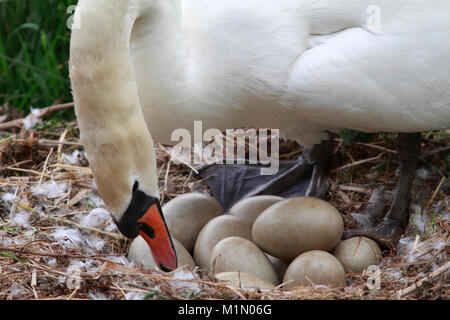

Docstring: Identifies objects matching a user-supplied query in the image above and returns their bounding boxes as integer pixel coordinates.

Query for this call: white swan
[70,0,450,270]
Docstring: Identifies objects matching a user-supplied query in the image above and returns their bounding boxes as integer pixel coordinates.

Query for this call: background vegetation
[0,0,77,116]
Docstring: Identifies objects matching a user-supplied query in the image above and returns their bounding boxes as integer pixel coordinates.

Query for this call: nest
[0,108,449,300]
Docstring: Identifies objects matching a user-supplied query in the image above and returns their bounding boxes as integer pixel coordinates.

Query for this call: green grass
[0,0,77,116]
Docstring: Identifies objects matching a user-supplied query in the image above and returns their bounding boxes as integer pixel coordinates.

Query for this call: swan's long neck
[130,0,187,94]
[70,0,162,218]
[128,0,196,141]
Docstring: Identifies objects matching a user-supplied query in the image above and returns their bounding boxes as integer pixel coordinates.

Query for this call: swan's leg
[302,138,334,199]
[343,133,422,248]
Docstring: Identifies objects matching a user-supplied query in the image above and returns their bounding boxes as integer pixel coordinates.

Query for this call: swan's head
[84,137,178,272]
[107,177,177,272]
[112,180,177,272]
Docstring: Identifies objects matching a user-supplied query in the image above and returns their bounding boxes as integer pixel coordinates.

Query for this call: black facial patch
[133,180,139,192]
[115,181,157,238]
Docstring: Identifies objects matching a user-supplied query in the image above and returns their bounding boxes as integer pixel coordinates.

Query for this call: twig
[7,186,20,220]
[5,167,51,178]
[356,142,397,155]
[4,159,33,168]
[279,149,303,159]
[67,288,79,300]
[51,163,92,175]
[38,139,82,147]
[332,153,385,173]
[0,135,15,145]
[38,147,54,186]
[161,160,172,203]
[57,129,69,163]
[67,188,91,207]
[47,215,125,240]
[421,146,450,159]
[0,102,74,130]
[425,176,446,211]
[338,185,373,195]
[158,144,199,174]
[396,261,450,299]
[336,189,353,205]
[0,246,125,262]
[385,260,431,269]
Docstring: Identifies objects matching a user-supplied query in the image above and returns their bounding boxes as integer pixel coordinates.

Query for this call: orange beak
[137,203,177,272]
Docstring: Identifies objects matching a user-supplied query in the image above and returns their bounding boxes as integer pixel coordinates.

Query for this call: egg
[283,250,346,288]
[127,236,196,270]
[214,272,276,290]
[193,215,252,269]
[228,195,284,227]
[266,254,289,282]
[332,237,382,273]
[163,193,223,253]
[252,197,344,261]
[209,237,279,285]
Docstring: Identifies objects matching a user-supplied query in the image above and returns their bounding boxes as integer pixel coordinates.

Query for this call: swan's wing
[285,0,450,133]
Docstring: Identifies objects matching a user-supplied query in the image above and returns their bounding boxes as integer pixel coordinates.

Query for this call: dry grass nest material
[0,111,449,300]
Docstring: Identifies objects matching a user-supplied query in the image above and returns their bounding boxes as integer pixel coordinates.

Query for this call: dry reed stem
[0,118,448,300]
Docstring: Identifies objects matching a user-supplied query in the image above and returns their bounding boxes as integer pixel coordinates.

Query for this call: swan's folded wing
[284,0,450,133]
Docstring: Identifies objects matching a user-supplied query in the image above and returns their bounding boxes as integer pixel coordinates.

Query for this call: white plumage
[70,0,450,222]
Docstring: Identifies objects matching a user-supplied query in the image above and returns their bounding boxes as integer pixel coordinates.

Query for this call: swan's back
[129,0,450,147]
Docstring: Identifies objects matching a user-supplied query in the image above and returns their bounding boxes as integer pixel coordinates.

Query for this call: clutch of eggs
[127,193,381,289]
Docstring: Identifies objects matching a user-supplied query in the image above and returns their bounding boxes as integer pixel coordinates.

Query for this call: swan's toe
[342,219,405,249]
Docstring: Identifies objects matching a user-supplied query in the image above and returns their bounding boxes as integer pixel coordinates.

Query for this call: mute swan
[70,0,450,270]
